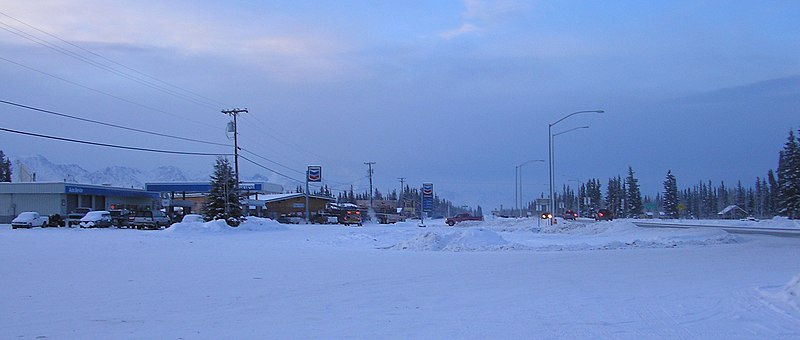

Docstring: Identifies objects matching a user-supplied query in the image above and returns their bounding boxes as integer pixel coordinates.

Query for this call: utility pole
[222,108,247,193]
[364,162,375,211]
[398,177,406,213]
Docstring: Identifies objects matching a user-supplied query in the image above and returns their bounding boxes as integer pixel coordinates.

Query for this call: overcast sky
[1,0,798,210]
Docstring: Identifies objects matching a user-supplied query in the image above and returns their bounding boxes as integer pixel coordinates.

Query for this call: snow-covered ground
[2,217,799,339]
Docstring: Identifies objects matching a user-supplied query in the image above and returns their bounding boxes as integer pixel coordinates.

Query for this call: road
[632,220,800,238]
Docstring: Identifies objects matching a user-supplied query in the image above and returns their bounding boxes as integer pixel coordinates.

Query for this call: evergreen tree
[0,150,11,182]
[768,170,779,215]
[663,170,679,218]
[777,129,800,218]
[202,157,242,225]
[625,166,643,217]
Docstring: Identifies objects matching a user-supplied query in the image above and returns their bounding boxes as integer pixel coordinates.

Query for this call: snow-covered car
[79,211,112,228]
[181,214,205,223]
[11,212,49,229]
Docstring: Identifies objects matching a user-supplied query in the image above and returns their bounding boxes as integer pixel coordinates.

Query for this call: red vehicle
[445,213,483,226]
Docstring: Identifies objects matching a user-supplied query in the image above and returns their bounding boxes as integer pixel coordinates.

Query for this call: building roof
[260,193,336,203]
[145,181,283,194]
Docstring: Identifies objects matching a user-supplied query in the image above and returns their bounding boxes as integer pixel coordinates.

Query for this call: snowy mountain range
[10,155,275,189]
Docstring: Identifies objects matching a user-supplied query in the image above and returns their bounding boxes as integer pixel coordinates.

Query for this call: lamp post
[516,159,545,218]
[549,111,603,221]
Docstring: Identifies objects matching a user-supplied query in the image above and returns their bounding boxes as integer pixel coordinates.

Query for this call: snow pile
[539,220,610,235]
[164,217,287,234]
[389,227,516,251]
[760,216,800,229]
[777,275,800,310]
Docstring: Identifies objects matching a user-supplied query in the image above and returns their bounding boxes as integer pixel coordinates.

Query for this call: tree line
[542,129,800,219]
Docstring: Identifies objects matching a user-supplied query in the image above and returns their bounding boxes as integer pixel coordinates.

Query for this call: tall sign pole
[421,182,433,227]
[306,165,322,223]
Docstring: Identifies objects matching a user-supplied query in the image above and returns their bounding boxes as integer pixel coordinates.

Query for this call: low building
[145,181,284,217]
[0,182,159,223]
[262,193,336,220]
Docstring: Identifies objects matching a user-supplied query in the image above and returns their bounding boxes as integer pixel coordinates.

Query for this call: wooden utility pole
[222,108,247,193]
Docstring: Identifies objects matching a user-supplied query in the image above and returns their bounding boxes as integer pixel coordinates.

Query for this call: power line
[0,56,220,130]
[0,10,229,110]
[238,154,305,184]
[0,99,231,147]
[239,148,305,175]
[0,127,231,156]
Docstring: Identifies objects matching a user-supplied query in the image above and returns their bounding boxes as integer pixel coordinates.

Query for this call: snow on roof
[260,193,335,203]
[718,205,747,215]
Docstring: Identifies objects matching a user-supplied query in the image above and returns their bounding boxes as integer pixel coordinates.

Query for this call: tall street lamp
[549,110,603,220]
[516,159,545,217]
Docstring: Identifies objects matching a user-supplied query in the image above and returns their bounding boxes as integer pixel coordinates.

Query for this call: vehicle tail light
[598,212,604,217]
[356,211,360,215]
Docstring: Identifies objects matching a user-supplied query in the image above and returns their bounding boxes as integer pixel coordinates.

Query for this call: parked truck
[445,213,484,226]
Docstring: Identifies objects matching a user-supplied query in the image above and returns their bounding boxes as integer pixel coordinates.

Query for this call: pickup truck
[130,210,171,230]
[11,212,49,229]
[445,213,484,226]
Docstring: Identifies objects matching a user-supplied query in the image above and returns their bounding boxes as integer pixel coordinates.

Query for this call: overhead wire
[0,127,231,156]
[0,12,369,192]
[0,10,228,110]
[0,56,220,130]
[0,99,231,148]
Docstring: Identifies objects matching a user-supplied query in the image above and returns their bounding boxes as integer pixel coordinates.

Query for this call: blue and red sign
[422,182,433,212]
[307,166,322,182]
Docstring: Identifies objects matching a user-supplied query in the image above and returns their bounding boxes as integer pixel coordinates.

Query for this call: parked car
[130,210,171,229]
[595,209,614,221]
[445,213,483,226]
[562,209,578,220]
[67,207,92,227]
[277,216,303,224]
[79,211,113,228]
[181,214,206,223]
[311,214,338,224]
[48,214,65,227]
[109,209,133,228]
[11,212,49,229]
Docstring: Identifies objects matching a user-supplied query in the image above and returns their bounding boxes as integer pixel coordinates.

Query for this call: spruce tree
[777,129,800,218]
[663,170,679,218]
[625,166,643,217]
[202,157,242,225]
[0,150,11,182]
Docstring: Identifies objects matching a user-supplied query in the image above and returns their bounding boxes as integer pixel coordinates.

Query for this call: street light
[516,159,545,217]
[549,110,603,220]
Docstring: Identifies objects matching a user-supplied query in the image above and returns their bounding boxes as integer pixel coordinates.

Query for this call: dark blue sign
[422,183,433,212]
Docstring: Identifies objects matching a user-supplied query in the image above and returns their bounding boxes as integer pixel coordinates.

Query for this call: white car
[181,214,205,223]
[79,211,112,228]
[11,212,49,229]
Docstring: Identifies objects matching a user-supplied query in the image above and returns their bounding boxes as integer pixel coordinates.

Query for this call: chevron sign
[307,166,322,182]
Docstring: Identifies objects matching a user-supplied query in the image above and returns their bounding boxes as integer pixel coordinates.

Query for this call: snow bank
[164,217,287,234]
[389,227,517,251]
[777,275,800,310]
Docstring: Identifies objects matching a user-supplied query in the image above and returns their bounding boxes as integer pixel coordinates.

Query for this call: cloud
[438,0,525,39]
[0,0,354,82]
[438,23,479,40]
